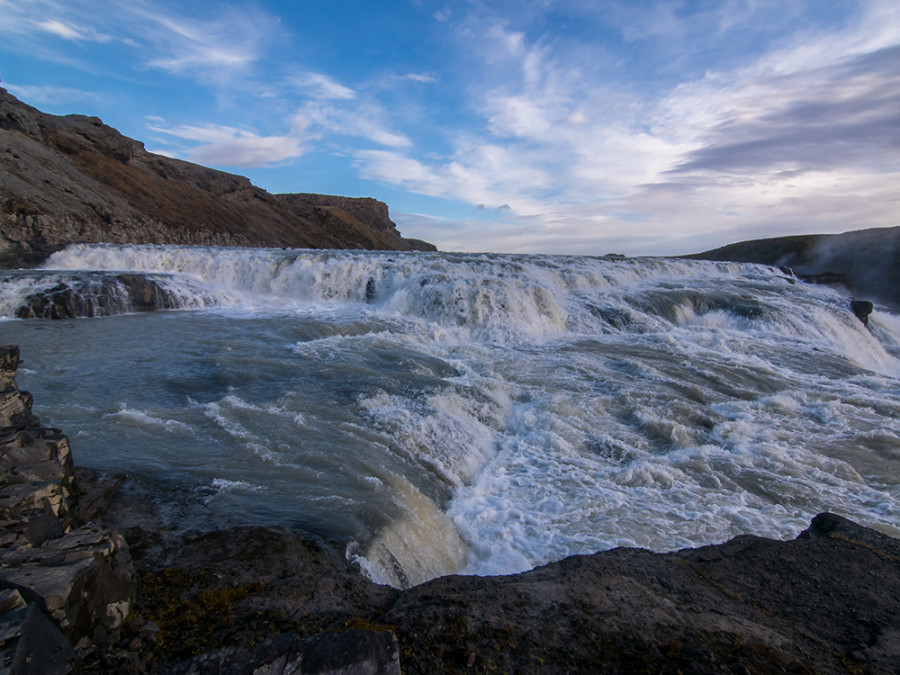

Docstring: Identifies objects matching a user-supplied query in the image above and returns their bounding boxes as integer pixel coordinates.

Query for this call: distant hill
[688,227,900,311]
[0,88,434,268]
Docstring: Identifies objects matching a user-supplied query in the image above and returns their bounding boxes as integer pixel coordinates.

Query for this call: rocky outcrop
[851,299,874,327]
[688,227,900,311]
[4,345,900,673]
[0,346,138,672]
[76,502,898,674]
[0,590,75,675]
[11,272,183,319]
[0,89,435,269]
[385,513,900,673]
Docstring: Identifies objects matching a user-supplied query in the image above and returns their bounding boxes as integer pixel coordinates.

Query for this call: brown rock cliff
[0,88,435,268]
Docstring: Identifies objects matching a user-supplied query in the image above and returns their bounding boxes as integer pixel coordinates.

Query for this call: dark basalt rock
[13,273,181,319]
[0,594,77,675]
[301,629,400,674]
[93,508,897,674]
[0,346,138,668]
[851,299,874,327]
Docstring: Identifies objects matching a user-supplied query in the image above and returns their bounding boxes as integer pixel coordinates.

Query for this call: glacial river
[2,244,899,587]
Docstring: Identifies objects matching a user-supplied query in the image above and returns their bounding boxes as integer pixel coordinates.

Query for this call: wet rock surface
[3,344,900,673]
[10,272,182,319]
[851,299,874,327]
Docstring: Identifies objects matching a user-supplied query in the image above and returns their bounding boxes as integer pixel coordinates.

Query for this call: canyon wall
[0,88,434,269]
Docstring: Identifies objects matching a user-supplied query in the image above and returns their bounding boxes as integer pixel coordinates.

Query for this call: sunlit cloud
[148,123,305,168]
[355,147,547,215]
[34,19,84,40]
[664,46,900,175]
[133,5,279,77]
[3,0,898,254]
[354,1,900,253]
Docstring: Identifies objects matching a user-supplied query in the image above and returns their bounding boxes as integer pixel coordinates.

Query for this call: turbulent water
[2,244,899,588]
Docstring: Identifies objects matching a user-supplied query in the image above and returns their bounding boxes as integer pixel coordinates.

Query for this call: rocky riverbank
[0,345,137,672]
[3,345,900,673]
[688,227,900,312]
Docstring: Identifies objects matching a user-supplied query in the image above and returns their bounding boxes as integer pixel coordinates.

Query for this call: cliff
[688,227,900,311]
[0,89,435,269]
[3,346,899,673]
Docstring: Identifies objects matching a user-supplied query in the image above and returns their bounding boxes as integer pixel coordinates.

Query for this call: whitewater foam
[3,244,898,586]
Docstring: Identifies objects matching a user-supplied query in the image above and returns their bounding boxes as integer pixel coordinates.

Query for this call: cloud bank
[3,0,898,255]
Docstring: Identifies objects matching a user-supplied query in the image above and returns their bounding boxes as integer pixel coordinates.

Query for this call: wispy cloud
[0,0,119,56]
[293,101,412,148]
[395,72,437,84]
[356,0,900,253]
[3,82,105,106]
[4,0,898,254]
[664,47,900,175]
[146,90,414,170]
[356,19,667,211]
[135,6,277,76]
[355,146,547,215]
[290,72,356,100]
[0,1,278,81]
[148,123,305,168]
[34,19,84,40]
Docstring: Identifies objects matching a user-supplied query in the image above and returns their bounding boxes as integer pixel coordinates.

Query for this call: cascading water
[2,243,899,587]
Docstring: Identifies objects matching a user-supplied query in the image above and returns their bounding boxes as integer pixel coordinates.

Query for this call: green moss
[342,617,398,635]
[138,567,266,658]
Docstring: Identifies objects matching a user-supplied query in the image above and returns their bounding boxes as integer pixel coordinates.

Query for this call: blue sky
[1,0,898,255]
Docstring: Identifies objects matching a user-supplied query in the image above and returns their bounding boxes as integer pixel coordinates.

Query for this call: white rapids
[2,243,898,587]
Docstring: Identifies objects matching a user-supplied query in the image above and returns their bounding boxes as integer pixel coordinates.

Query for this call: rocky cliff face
[0,346,138,672]
[0,89,434,269]
[688,227,900,311]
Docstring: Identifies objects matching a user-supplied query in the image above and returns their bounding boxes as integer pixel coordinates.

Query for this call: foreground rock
[0,88,435,269]
[73,494,899,674]
[0,345,138,672]
[387,513,900,673]
[688,227,900,311]
[4,345,900,673]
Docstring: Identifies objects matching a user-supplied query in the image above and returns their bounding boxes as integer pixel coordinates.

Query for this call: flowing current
[2,244,899,587]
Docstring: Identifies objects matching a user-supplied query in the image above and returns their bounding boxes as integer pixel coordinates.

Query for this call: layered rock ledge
[3,345,900,673]
[0,345,137,672]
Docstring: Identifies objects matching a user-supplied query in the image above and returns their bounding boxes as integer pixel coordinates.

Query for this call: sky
[0,0,898,256]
